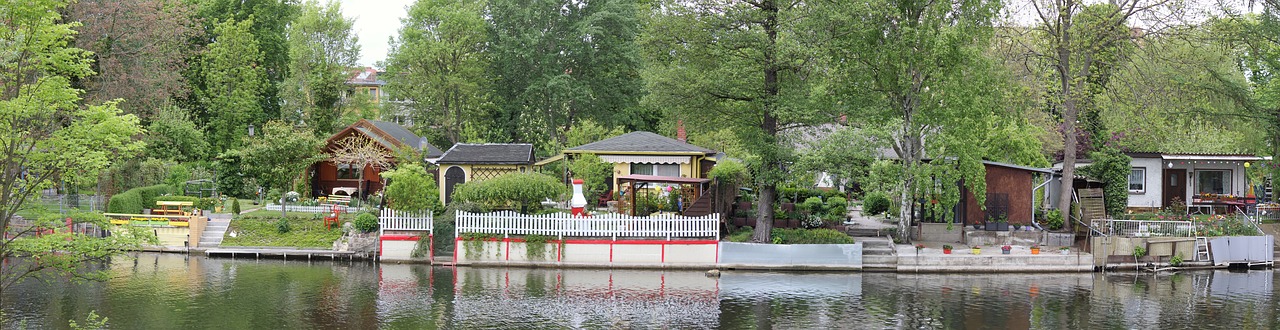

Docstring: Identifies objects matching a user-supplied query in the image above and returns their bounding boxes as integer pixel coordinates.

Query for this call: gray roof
[567,131,715,154]
[437,143,534,165]
[368,120,443,158]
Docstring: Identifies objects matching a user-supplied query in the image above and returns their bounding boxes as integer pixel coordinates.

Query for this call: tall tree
[281,0,361,136]
[0,0,149,296]
[68,0,201,119]
[200,18,268,154]
[487,0,648,146]
[641,0,824,242]
[385,0,491,145]
[816,0,1002,240]
[1024,0,1180,226]
[193,0,300,124]
[328,135,392,199]
[234,121,325,217]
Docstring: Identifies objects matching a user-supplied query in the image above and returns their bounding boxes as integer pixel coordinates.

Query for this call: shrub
[863,191,891,216]
[770,228,855,244]
[1045,209,1064,230]
[230,198,241,214]
[197,197,218,210]
[354,212,379,233]
[107,190,143,213]
[801,196,825,214]
[136,184,172,210]
[726,226,754,242]
[451,172,566,213]
[276,218,291,234]
[826,196,848,217]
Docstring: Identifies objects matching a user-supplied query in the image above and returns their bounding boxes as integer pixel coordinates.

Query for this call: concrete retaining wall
[897,253,1093,272]
[718,242,862,270]
[916,223,962,242]
[1089,236,1197,265]
[964,229,1042,246]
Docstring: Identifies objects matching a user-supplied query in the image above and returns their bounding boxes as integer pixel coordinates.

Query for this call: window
[1128,168,1145,193]
[630,163,680,177]
[1195,170,1230,195]
[337,163,361,179]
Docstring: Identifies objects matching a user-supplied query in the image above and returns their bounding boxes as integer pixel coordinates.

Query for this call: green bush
[726,226,754,242]
[863,191,891,216]
[354,212,379,233]
[451,172,567,213]
[381,163,441,213]
[826,196,848,217]
[801,197,825,215]
[136,184,172,210]
[1045,209,1064,230]
[107,190,143,213]
[276,218,291,234]
[770,228,855,244]
[230,198,241,214]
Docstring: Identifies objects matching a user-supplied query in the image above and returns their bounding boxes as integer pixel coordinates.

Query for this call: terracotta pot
[943,248,952,254]
[1031,248,1040,255]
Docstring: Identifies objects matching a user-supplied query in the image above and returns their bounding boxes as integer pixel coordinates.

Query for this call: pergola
[616,174,711,216]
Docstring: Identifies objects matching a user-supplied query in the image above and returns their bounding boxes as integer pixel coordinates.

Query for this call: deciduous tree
[200,18,268,154]
[233,121,325,217]
[0,0,149,296]
[329,135,393,199]
[281,0,360,136]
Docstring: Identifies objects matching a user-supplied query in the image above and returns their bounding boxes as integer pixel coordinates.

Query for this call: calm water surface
[2,253,1277,329]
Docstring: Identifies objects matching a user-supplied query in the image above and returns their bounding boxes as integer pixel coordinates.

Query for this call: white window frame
[630,163,680,177]
[1194,170,1232,195]
[1128,168,1145,193]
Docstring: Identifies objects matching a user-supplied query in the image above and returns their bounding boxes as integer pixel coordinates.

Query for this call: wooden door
[444,166,466,204]
[1163,169,1186,208]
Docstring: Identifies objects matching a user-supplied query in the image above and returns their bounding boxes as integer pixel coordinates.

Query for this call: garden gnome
[571,179,587,216]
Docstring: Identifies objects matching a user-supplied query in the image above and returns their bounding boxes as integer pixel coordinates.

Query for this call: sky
[339,0,415,68]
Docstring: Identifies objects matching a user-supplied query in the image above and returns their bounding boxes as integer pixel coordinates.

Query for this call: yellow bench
[154,201,195,216]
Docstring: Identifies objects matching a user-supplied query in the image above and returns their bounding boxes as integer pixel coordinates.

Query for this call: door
[444,166,466,204]
[1163,169,1186,208]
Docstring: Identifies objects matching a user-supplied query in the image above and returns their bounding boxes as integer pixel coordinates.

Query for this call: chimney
[676,120,687,142]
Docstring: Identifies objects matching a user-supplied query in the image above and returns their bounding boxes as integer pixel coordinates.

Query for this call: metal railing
[1091,219,1196,238]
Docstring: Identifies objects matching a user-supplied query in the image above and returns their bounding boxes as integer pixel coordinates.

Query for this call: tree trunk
[751,184,776,243]
[1056,24,1077,232]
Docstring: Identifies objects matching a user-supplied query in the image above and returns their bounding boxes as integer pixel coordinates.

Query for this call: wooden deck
[203,248,370,261]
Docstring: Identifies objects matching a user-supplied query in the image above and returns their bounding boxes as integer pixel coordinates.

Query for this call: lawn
[221,213,348,248]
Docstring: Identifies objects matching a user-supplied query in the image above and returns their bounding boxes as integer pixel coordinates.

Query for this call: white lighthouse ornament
[570,179,587,216]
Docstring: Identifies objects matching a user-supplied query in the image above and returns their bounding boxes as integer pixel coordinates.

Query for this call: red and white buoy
[570,179,587,216]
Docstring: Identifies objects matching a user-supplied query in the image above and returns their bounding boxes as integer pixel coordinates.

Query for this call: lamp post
[248,123,255,137]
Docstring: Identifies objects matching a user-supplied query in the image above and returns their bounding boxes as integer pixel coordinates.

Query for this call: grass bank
[222,212,355,248]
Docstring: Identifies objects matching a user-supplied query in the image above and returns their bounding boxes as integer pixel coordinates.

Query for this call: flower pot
[1031,248,1040,255]
[1060,249,1070,255]
[973,224,982,230]
[971,248,981,255]
[1002,249,1010,255]
[943,248,952,254]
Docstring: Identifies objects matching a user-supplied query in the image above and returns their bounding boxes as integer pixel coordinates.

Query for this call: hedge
[771,228,855,244]
[107,184,172,213]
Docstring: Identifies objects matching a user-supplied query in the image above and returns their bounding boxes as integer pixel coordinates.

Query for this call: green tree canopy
[200,18,268,154]
[381,163,442,213]
[281,0,360,136]
[230,121,325,216]
[0,0,149,296]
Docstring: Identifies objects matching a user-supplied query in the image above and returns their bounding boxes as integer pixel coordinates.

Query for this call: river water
[2,253,1277,329]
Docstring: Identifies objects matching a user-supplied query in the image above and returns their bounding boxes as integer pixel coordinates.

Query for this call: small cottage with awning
[1124,152,1269,212]
[436,143,536,204]
[537,131,719,216]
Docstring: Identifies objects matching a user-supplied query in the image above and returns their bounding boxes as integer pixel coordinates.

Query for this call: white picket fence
[455,210,720,240]
[264,204,364,213]
[380,208,433,236]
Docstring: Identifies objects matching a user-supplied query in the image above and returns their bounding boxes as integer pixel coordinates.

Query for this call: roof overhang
[616,174,710,184]
[599,155,690,164]
[1161,155,1270,161]
[563,150,708,156]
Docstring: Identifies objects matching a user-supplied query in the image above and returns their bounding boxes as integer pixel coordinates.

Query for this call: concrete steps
[860,237,898,270]
[199,214,233,248]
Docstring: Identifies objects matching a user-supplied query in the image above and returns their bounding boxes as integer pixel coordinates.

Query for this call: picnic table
[153,201,194,216]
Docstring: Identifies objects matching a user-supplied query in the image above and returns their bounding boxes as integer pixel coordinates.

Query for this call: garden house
[1123,152,1268,213]
[538,131,719,199]
[436,143,536,204]
[309,119,444,198]
[955,161,1055,229]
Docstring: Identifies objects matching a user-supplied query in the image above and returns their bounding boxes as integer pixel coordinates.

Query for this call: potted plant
[1059,246,1071,255]
[971,245,981,255]
[942,244,952,254]
[915,243,925,254]
[1030,244,1041,255]
[1001,245,1012,255]
[972,223,982,230]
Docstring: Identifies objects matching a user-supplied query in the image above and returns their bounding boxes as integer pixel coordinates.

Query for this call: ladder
[1195,237,1210,262]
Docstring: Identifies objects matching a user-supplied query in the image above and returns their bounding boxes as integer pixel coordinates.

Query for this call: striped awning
[599,155,690,164]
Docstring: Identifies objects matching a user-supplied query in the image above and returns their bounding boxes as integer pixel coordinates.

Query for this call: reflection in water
[1,253,1278,329]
